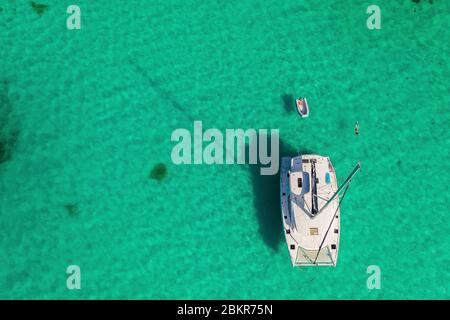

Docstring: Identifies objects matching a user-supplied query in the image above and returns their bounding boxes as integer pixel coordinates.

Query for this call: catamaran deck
[280,155,340,266]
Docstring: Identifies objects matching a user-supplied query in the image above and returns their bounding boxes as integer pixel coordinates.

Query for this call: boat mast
[316,161,361,215]
[311,160,319,215]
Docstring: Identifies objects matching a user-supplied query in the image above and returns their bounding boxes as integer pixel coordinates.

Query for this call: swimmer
[354,121,360,135]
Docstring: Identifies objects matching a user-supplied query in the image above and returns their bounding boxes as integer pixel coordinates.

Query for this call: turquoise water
[0,0,449,299]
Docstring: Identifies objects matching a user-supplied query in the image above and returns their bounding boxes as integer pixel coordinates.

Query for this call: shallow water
[0,0,449,299]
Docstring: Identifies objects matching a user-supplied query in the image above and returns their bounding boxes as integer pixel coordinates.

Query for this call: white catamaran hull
[280,155,340,267]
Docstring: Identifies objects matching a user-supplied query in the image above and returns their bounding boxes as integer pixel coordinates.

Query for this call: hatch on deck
[302,172,310,193]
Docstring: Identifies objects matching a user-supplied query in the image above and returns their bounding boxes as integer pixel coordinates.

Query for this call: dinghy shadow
[245,135,315,250]
[0,80,19,165]
[280,94,295,113]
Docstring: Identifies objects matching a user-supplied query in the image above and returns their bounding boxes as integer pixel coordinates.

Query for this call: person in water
[354,121,360,135]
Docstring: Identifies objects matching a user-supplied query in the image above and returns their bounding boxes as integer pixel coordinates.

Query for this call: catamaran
[280,155,360,266]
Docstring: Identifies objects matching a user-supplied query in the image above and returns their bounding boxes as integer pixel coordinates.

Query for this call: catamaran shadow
[246,136,315,250]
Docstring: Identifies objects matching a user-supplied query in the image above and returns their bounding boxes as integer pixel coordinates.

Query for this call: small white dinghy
[296,97,309,118]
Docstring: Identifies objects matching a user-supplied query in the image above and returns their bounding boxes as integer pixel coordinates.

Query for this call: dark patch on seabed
[0,2,17,25]
[0,131,18,164]
[149,163,167,182]
[30,1,49,16]
[246,135,316,250]
[0,81,19,165]
[64,203,79,217]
